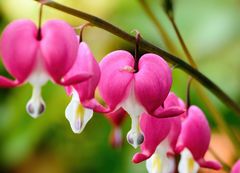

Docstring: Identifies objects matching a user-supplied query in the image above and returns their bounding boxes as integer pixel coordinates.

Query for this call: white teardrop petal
[178,148,199,173]
[121,83,145,148]
[65,89,93,134]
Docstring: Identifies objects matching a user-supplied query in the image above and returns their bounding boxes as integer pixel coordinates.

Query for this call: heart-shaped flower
[0,20,91,118]
[132,92,184,173]
[176,106,222,172]
[64,41,108,134]
[98,50,183,148]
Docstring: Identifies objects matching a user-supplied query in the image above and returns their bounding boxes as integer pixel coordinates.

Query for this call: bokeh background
[0,0,240,173]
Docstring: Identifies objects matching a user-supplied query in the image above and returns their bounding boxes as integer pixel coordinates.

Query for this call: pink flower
[105,108,127,148]
[176,106,222,172]
[0,20,91,118]
[132,92,183,173]
[64,41,108,134]
[231,160,240,173]
[98,50,183,148]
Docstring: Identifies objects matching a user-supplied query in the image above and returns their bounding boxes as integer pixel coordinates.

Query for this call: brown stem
[132,30,141,72]
[75,22,92,43]
[37,4,44,40]
[186,77,193,110]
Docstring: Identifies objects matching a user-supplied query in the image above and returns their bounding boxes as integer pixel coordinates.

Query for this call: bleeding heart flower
[176,105,222,173]
[231,160,240,173]
[0,19,91,118]
[98,50,183,148]
[104,108,127,148]
[64,41,108,134]
[132,92,183,173]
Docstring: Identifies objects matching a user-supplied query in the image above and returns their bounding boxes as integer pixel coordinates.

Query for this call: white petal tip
[65,94,93,135]
[26,99,45,118]
[127,131,144,148]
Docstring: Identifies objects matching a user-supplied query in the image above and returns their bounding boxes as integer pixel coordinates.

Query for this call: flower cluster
[0,19,222,173]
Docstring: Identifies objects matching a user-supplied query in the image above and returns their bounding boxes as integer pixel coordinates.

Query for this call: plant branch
[33,0,240,116]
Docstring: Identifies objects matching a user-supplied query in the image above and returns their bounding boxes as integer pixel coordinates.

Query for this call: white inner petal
[65,89,94,134]
[121,81,145,148]
[178,148,199,173]
[26,51,49,118]
[146,139,175,173]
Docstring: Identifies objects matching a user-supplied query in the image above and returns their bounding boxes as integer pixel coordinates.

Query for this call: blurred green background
[0,0,240,173]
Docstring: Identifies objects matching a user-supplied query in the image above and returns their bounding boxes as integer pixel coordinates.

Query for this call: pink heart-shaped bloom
[0,20,91,118]
[132,92,184,163]
[64,42,109,134]
[176,105,222,171]
[98,50,173,148]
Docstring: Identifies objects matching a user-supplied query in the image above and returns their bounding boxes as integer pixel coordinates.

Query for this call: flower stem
[76,22,92,43]
[132,30,141,72]
[32,0,240,117]
[186,77,192,110]
[37,4,43,40]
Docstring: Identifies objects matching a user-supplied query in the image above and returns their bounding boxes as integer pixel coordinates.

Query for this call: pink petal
[153,106,185,118]
[231,160,240,173]
[82,98,110,113]
[40,20,78,83]
[168,117,182,155]
[65,42,100,101]
[64,42,109,112]
[98,50,134,110]
[132,152,151,163]
[132,113,171,163]
[177,106,214,162]
[0,77,21,88]
[0,20,38,83]
[61,72,92,86]
[153,92,185,118]
[134,53,172,114]
[198,159,222,170]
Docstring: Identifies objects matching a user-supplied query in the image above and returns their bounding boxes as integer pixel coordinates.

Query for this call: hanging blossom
[231,160,240,173]
[0,20,91,118]
[176,105,222,173]
[104,108,127,148]
[132,92,183,173]
[98,50,184,148]
[64,41,109,134]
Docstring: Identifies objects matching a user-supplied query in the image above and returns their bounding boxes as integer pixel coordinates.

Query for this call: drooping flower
[0,20,91,118]
[132,92,183,173]
[64,41,109,134]
[176,105,222,173]
[98,50,184,148]
[231,160,240,173]
[104,108,127,148]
